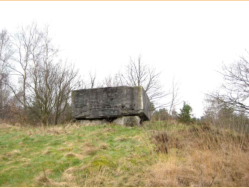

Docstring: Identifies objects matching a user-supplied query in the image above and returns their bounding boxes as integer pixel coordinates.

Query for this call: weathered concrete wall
[72,86,151,121]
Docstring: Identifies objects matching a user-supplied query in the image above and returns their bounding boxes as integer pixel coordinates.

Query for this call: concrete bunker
[72,86,151,126]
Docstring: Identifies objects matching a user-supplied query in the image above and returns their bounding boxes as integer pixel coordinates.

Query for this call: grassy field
[0,121,249,187]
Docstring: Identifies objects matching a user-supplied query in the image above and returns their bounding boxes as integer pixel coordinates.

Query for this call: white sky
[1,1,249,118]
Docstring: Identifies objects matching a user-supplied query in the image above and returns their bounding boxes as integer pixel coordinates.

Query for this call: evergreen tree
[178,102,193,124]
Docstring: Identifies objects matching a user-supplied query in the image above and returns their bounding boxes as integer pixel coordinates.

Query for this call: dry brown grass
[151,131,169,153]
[2,120,248,187]
[114,136,128,142]
[79,165,111,187]
[0,123,13,129]
[62,167,77,182]
[146,125,249,187]
[0,123,20,130]
[35,173,51,186]
[5,149,21,157]
[81,142,99,155]
[99,143,109,150]
[5,123,78,136]
[34,166,78,187]
[35,173,70,187]
[64,152,85,160]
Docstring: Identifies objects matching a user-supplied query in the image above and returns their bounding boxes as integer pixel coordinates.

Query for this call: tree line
[2,22,249,132]
[0,22,182,126]
[203,56,249,133]
[147,53,249,133]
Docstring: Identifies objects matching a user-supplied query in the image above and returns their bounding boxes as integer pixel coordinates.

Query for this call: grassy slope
[0,124,155,187]
[0,122,249,187]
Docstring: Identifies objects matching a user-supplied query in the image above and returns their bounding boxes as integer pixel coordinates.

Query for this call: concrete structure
[113,116,141,127]
[72,86,151,125]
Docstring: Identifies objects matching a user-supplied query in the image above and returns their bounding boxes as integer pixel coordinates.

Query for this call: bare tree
[204,55,249,132]
[30,59,79,125]
[0,30,13,118]
[5,23,80,125]
[102,56,181,110]
[102,73,123,87]
[89,71,96,89]
[27,26,79,125]
[119,56,168,107]
[78,71,99,89]
[203,96,221,125]
[0,30,13,73]
[53,62,79,124]
[8,22,41,114]
[103,75,113,87]
[82,71,115,89]
[168,77,181,115]
[210,56,249,114]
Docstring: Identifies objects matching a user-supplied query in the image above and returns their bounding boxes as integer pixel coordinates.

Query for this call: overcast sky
[1,1,249,118]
